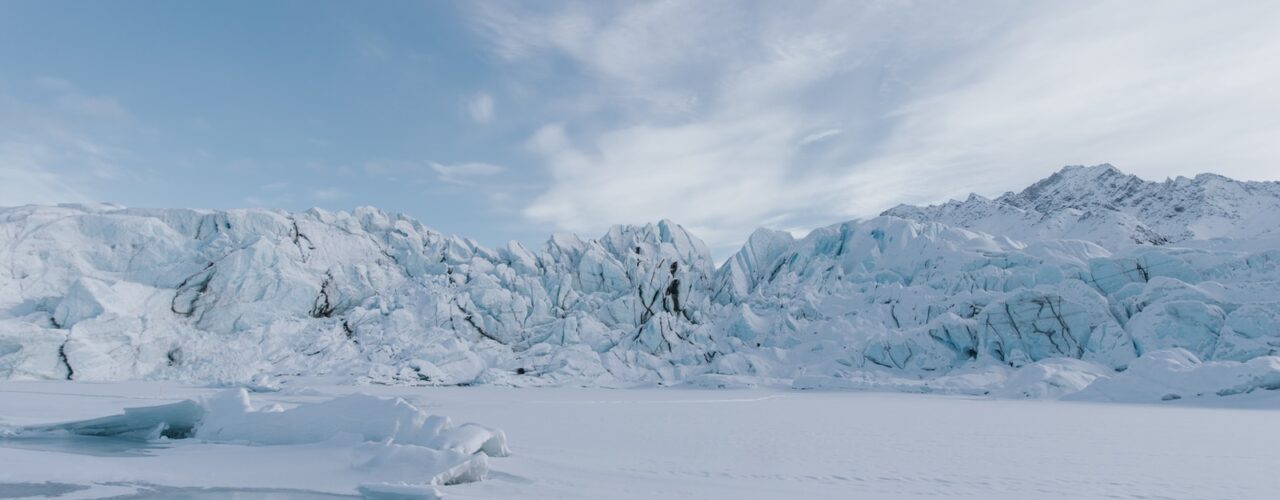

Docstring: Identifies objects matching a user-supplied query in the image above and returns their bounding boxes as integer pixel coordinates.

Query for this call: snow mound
[990,358,1113,399]
[357,482,444,500]
[16,389,507,488]
[792,365,1010,395]
[1066,349,1280,403]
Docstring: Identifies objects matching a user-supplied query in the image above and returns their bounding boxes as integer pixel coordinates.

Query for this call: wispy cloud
[800,128,842,145]
[309,187,348,201]
[0,138,90,205]
[470,0,1280,253]
[467,92,495,123]
[32,76,73,92]
[355,34,391,61]
[0,79,134,206]
[471,0,1015,251]
[242,182,296,208]
[430,161,505,185]
[54,94,131,120]
[817,1,1280,219]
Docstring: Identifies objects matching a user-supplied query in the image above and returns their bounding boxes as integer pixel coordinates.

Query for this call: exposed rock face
[2,165,1280,389]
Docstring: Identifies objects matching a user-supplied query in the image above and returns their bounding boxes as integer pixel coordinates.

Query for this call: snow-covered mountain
[3,165,1279,398]
[883,164,1280,247]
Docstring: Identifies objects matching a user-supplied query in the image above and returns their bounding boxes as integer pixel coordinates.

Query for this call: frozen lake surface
[2,381,1278,499]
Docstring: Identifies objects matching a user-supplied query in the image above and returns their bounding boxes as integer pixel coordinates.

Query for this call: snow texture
[6,388,506,494]
[3,381,1279,499]
[2,165,1280,401]
[1067,348,1280,403]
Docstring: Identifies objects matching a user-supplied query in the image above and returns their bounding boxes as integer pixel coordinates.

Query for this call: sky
[3,1,1279,259]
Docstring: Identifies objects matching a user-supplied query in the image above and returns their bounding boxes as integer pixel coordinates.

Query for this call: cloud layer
[6,2,1279,258]
[471,0,1280,254]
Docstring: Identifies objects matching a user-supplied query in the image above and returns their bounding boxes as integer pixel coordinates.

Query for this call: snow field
[3,381,1279,499]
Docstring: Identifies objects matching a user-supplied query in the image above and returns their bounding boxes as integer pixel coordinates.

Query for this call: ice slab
[4,389,509,495]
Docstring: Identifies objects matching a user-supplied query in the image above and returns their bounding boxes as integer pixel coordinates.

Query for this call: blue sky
[3,1,1279,257]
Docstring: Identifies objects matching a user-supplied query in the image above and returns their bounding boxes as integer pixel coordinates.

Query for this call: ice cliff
[3,165,1280,397]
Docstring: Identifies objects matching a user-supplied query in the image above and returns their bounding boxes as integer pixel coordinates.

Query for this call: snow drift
[9,388,507,492]
[1066,349,1280,403]
[2,165,1280,401]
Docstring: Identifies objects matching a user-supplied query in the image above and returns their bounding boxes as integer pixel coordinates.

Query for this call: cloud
[356,35,391,61]
[0,138,90,205]
[0,83,132,206]
[473,0,1013,251]
[825,0,1280,217]
[241,182,297,208]
[430,161,506,185]
[308,187,348,201]
[800,128,842,145]
[470,0,1280,255]
[522,116,822,248]
[31,76,132,120]
[361,159,415,177]
[467,93,495,123]
[54,94,131,120]
[33,76,73,92]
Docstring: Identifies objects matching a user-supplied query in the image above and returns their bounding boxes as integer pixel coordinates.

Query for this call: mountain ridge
[884,164,1280,247]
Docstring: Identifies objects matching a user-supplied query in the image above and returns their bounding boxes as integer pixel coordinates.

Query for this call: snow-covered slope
[883,164,1280,247]
[2,166,1280,401]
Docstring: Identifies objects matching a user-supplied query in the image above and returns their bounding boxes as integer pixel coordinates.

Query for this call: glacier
[2,164,1280,401]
